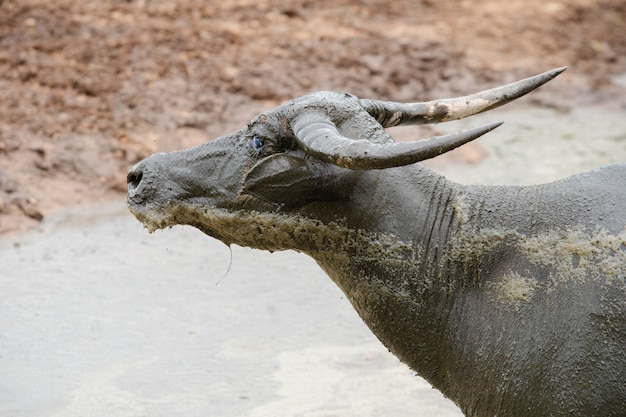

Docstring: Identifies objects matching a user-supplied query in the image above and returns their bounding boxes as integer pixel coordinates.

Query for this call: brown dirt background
[0,0,625,235]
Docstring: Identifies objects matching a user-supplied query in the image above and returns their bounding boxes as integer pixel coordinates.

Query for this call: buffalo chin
[127,202,178,233]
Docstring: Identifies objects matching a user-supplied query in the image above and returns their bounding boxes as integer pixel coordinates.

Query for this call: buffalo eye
[251,136,264,151]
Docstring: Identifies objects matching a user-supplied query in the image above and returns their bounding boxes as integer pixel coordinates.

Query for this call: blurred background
[0,0,625,235]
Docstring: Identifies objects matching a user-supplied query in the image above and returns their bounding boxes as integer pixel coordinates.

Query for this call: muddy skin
[127,84,625,416]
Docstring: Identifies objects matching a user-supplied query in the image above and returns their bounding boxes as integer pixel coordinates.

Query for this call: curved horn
[360,67,567,127]
[292,111,502,170]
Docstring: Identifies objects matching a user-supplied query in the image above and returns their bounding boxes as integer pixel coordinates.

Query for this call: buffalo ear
[242,152,356,207]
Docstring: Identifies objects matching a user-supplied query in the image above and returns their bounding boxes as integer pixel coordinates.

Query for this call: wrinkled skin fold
[127,67,626,417]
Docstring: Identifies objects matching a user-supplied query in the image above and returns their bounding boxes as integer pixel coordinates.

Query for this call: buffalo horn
[360,67,567,127]
[292,111,502,170]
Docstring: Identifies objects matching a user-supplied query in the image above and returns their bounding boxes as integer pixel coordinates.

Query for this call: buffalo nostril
[127,168,143,192]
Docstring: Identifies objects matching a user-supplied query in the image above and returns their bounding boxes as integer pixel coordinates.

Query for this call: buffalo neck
[299,165,548,401]
[301,165,470,384]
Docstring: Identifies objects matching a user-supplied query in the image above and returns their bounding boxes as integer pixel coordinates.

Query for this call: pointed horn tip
[519,66,568,91]
[487,121,504,130]
[545,66,568,78]
[530,66,567,85]
[472,121,504,137]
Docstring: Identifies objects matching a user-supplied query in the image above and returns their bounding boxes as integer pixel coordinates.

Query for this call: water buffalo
[127,67,625,417]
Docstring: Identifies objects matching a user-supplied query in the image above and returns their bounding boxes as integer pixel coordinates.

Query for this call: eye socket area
[248,131,296,157]
[251,135,264,151]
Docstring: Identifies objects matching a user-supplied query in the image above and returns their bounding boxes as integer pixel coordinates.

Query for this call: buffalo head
[127,67,565,249]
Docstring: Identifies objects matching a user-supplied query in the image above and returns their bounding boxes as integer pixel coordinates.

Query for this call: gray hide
[127,68,625,417]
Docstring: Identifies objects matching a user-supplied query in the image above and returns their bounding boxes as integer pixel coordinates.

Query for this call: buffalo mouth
[127,197,176,233]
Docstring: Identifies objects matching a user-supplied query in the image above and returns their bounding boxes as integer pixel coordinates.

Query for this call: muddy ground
[0,0,625,235]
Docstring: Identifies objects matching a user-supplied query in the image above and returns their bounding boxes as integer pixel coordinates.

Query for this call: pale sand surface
[0,203,462,417]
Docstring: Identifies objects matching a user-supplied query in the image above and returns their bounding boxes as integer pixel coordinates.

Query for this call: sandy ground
[1,202,464,417]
